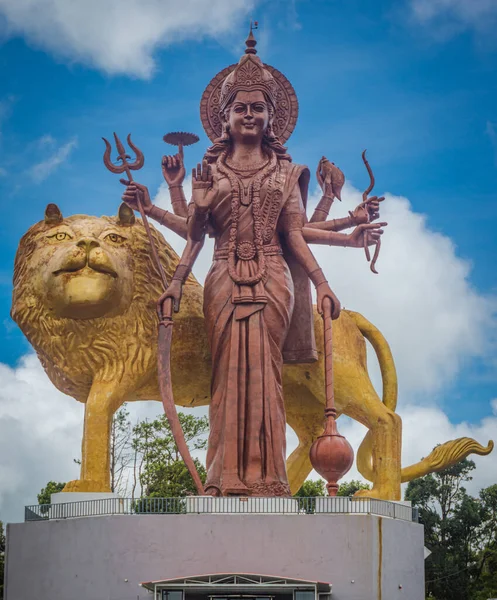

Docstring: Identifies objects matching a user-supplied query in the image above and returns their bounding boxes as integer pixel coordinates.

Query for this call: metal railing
[25,496,418,522]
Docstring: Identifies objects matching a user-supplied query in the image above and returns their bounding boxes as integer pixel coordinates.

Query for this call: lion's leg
[63,381,123,493]
[343,378,402,501]
[285,392,326,495]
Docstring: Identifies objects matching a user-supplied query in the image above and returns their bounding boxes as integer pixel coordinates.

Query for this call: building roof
[140,573,331,593]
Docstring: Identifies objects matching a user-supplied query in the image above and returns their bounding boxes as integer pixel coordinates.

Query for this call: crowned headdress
[200,28,299,144]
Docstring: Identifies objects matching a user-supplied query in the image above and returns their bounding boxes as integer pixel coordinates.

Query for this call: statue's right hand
[158,280,183,314]
[192,160,215,211]
[162,153,185,187]
[121,181,153,214]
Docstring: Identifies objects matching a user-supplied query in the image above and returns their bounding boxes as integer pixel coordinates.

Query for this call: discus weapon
[163,131,199,158]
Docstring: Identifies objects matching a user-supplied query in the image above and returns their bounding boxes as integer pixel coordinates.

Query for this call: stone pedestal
[51,491,121,503]
[48,491,124,518]
[5,513,425,600]
[185,495,299,514]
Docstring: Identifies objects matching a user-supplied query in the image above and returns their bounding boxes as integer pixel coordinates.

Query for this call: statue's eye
[253,104,265,112]
[48,232,71,241]
[105,233,126,244]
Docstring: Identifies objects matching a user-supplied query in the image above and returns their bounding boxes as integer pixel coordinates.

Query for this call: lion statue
[11,204,493,499]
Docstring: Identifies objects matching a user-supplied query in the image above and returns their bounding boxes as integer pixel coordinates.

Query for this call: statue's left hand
[121,181,153,214]
[350,196,384,225]
[162,153,185,187]
[346,222,387,248]
[316,282,341,319]
[317,157,345,200]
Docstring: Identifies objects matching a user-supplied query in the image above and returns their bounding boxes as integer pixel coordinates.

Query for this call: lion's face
[21,204,137,320]
[11,202,183,393]
[40,218,133,319]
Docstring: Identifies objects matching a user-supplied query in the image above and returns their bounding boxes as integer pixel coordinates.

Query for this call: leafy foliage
[295,478,371,498]
[131,412,208,499]
[0,520,5,600]
[110,406,133,494]
[337,479,371,497]
[37,481,66,505]
[294,479,326,497]
[406,457,497,600]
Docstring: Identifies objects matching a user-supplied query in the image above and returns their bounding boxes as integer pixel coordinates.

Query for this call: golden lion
[11,204,493,499]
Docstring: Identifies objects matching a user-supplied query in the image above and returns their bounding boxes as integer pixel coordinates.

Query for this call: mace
[309,297,354,495]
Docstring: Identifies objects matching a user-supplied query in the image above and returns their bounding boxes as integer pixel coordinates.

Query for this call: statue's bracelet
[309,268,327,288]
[172,264,191,283]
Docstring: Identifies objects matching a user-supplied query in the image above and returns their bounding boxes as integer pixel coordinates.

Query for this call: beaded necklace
[217,149,278,286]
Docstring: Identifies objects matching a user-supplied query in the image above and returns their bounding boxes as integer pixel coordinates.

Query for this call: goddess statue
[122,30,385,497]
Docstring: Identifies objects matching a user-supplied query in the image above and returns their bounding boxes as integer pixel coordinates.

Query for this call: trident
[102,133,205,496]
[102,133,168,289]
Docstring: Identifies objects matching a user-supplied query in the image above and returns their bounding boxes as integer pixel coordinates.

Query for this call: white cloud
[0,355,83,522]
[0,180,495,522]
[0,0,257,79]
[30,135,78,183]
[309,183,495,398]
[409,0,497,38]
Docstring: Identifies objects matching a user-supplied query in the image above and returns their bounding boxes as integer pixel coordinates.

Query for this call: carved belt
[214,243,283,261]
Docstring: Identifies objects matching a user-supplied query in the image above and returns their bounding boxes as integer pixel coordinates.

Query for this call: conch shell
[318,156,345,200]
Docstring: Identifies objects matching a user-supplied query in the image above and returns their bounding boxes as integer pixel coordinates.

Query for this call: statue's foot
[62,479,112,493]
[353,486,400,501]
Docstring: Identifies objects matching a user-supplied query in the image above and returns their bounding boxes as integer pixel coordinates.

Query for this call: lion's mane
[11,215,192,402]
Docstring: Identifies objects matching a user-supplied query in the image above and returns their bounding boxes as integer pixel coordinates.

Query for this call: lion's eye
[105,233,126,244]
[48,232,71,241]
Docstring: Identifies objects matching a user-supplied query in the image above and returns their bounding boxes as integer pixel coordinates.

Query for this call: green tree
[405,457,496,600]
[473,484,497,600]
[294,479,326,497]
[0,520,5,600]
[132,412,209,498]
[337,479,371,497]
[37,481,66,505]
[110,405,132,494]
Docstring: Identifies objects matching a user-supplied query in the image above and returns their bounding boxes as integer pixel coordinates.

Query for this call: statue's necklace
[226,156,270,206]
[218,150,277,286]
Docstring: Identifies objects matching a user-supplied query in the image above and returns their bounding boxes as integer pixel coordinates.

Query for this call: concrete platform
[5,513,425,600]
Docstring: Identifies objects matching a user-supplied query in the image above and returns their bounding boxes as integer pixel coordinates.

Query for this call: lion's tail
[345,311,494,484]
[400,438,494,482]
[345,311,398,482]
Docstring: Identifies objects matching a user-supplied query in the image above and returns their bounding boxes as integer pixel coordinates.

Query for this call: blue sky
[0,0,496,519]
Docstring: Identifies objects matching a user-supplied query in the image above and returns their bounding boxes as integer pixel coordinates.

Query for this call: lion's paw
[62,479,111,493]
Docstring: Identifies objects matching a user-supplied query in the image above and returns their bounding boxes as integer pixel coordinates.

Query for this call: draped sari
[202,156,312,496]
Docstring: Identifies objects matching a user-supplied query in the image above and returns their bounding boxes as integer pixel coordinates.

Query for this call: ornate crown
[200,28,299,144]
[218,29,278,112]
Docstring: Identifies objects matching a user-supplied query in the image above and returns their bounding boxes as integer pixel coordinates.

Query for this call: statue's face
[228,90,269,144]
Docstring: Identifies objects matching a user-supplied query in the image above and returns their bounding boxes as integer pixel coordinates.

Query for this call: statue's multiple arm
[157,161,214,312]
[122,155,386,263]
[162,153,188,218]
[309,156,384,234]
[121,182,188,239]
